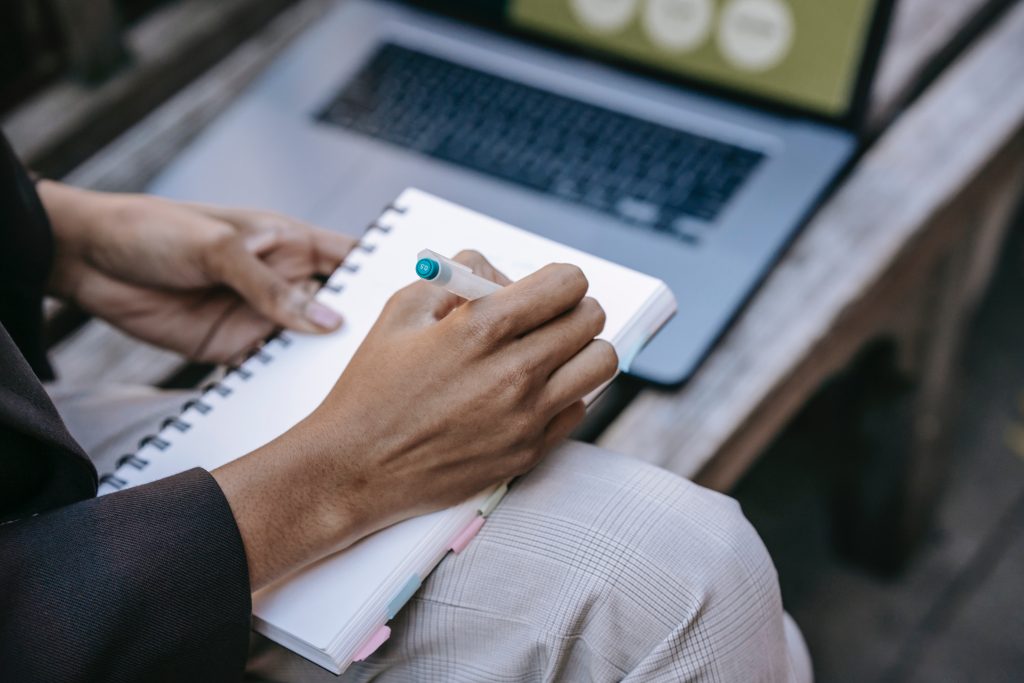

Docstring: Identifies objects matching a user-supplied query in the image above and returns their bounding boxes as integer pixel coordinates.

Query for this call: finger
[473,263,588,341]
[262,215,357,274]
[543,339,619,413]
[197,204,357,276]
[310,228,357,273]
[543,400,586,450]
[382,280,457,328]
[515,297,606,375]
[192,301,277,364]
[211,240,342,333]
[451,249,513,287]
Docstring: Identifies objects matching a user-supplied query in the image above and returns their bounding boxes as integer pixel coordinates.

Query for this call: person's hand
[38,181,355,362]
[213,252,619,589]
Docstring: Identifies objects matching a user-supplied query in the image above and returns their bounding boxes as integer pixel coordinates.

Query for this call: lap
[252,443,800,682]
[49,384,807,682]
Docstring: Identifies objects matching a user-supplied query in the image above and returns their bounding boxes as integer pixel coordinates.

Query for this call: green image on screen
[509,0,878,117]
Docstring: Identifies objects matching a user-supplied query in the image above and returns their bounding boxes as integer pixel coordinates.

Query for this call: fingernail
[305,300,343,329]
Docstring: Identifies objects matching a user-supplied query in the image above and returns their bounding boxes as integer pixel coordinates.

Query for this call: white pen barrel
[441,263,502,300]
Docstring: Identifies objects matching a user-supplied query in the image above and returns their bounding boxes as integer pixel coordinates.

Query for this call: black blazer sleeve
[1,130,253,681]
[0,468,252,682]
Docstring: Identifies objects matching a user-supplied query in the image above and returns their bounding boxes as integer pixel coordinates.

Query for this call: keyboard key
[616,197,661,225]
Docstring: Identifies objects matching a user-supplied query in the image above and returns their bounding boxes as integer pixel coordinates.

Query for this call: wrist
[36,181,117,302]
[212,417,373,590]
[279,415,378,546]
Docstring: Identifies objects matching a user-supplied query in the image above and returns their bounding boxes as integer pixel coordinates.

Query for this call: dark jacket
[0,133,251,682]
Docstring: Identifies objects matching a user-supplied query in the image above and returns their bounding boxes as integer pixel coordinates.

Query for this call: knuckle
[212,230,240,252]
[466,307,511,345]
[383,284,414,313]
[509,410,538,441]
[499,359,535,398]
[382,290,402,313]
[398,281,428,302]
[554,264,588,297]
[566,401,587,427]
[579,297,606,335]
[595,340,619,377]
[464,312,496,346]
[511,443,544,474]
[453,249,485,266]
[266,279,291,308]
[525,439,547,466]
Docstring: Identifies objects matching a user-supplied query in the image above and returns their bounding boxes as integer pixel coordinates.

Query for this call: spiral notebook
[97,189,676,673]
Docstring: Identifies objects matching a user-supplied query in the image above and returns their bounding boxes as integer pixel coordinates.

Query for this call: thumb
[213,243,342,333]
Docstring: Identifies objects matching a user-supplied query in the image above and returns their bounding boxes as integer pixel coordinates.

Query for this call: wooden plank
[869,0,996,127]
[2,0,297,177]
[47,0,127,82]
[598,2,1024,485]
[62,0,333,192]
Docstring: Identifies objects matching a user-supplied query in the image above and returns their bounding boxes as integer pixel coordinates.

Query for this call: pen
[415,249,503,300]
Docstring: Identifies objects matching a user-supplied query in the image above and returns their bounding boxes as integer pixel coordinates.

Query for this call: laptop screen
[409,0,885,122]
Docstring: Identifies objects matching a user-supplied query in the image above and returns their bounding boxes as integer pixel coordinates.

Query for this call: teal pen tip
[416,257,440,280]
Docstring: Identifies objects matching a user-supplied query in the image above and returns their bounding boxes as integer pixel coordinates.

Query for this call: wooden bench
[600,0,1024,566]
[8,0,1024,568]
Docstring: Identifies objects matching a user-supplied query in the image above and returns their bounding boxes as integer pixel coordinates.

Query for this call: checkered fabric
[50,383,809,683]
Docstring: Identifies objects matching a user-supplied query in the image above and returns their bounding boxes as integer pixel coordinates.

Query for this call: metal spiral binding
[101,344,280,491]
[100,202,407,492]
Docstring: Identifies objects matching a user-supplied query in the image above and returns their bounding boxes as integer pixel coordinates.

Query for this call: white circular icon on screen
[643,0,713,52]
[718,0,794,72]
[571,0,639,33]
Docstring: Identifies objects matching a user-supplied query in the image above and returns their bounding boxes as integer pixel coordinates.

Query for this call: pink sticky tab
[354,625,391,662]
[450,516,486,554]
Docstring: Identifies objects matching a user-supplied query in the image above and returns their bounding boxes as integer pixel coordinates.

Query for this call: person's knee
[628,474,791,679]
[525,443,780,614]
[461,444,790,677]
[543,450,786,676]
[628,469,780,614]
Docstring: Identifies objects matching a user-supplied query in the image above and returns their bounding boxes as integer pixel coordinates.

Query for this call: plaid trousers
[51,382,810,683]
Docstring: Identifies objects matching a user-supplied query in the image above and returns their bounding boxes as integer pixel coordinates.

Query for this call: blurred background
[2,1,1022,680]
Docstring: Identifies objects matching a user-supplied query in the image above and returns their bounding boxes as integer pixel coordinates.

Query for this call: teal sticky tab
[386,575,422,619]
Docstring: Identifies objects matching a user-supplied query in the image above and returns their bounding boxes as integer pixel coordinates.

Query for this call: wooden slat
[869,0,996,126]
[47,0,127,82]
[62,0,333,192]
[598,2,1024,484]
[2,0,297,177]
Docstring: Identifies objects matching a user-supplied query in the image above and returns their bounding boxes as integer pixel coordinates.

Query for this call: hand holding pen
[214,249,618,589]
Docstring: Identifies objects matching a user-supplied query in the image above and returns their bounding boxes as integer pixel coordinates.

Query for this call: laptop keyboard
[318,44,765,243]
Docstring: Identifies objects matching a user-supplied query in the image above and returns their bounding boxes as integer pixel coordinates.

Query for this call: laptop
[148,0,894,385]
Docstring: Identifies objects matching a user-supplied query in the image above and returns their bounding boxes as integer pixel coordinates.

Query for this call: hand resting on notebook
[38,180,356,362]
[213,251,619,589]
